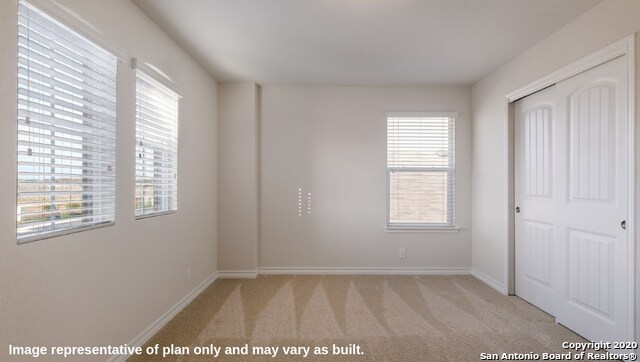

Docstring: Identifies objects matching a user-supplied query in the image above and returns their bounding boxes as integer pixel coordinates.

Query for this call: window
[17,1,118,242]
[135,70,179,217]
[386,113,456,228]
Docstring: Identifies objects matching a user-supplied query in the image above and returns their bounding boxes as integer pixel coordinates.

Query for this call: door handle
[516,207,521,213]
[621,220,626,230]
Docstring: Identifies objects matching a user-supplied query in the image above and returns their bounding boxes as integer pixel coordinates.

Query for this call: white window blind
[387,113,455,227]
[135,71,179,217]
[17,1,118,242]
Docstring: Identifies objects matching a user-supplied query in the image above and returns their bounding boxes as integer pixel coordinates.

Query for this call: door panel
[567,229,614,317]
[523,220,553,288]
[524,106,553,198]
[515,86,557,316]
[555,55,628,342]
[515,55,629,343]
[568,82,616,203]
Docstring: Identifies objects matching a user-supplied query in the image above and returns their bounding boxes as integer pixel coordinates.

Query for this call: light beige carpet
[128,275,608,362]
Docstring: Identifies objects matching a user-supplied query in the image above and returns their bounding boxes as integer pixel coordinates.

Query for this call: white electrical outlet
[399,248,406,259]
[186,268,192,282]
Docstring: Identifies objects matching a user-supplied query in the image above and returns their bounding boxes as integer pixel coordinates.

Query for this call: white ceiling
[132,0,601,86]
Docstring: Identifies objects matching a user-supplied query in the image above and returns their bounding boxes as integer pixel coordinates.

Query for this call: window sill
[17,221,115,245]
[135,210,177,220]
[384,226,461,233]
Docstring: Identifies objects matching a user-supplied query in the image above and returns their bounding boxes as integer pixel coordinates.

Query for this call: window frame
[16,0,120,243]
[385,111,457,232]
[134,66,181,219]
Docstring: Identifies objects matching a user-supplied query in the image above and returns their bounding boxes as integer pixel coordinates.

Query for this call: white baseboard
[107,271,219,362]
[471,268,507,294]
[258,267,471,275]
[217,270,258,278]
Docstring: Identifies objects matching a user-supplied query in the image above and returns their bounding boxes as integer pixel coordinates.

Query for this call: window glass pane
[17,1,117,242]
[389,171,449,224]
[386,114,455,226]
[135,71,179,217]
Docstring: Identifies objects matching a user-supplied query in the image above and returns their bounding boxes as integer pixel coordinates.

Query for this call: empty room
[1,0,639,361]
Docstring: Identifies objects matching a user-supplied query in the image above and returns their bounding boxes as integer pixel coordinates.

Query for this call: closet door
[514,85,558,316]
[515,55,630,343]
[554,55,629,343]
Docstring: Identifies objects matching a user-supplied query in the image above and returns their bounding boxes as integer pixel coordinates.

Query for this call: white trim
[384,226,460,233]
[258,267,471,275]
[472,269,507,295]
[386,111,457,228]
[24,0,128,61]
[504,101,516,295]
[17,221,115,244]
[505,35,632,102]
[131,57,182,97]
[386,111,458,118]
[107,272,218,362]
[217,270,258,279]
[624,34,636,343]
[503,34,635,341]
[135,210,177,221]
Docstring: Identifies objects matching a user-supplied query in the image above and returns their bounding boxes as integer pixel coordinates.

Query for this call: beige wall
[259,86,472,270]
[0,0,218,358]
[470,0,640,340]
[6,0,637,356]
[218,83,259,272]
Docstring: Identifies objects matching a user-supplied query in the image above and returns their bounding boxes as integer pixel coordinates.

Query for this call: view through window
[386,113,456,227]
[135,71,179,217]
[17,1,118,242]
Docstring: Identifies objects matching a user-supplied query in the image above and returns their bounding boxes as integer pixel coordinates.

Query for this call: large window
[135,71,179,217]
[17,1,118,242]
[386,113,456,228]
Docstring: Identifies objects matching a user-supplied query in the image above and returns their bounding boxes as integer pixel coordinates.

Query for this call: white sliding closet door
[515,55,630,343]
[515,84,557,316]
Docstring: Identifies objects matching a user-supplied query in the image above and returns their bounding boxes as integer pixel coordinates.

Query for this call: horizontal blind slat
[18,110,116,137]
[18,140,116,159]
[18,84,116,120]
[17,12,116,75]
[17,38,116,89]
[18,55,115,100]
[17,4,115,61]
[18,69,116,110]
[18,129,115,150]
